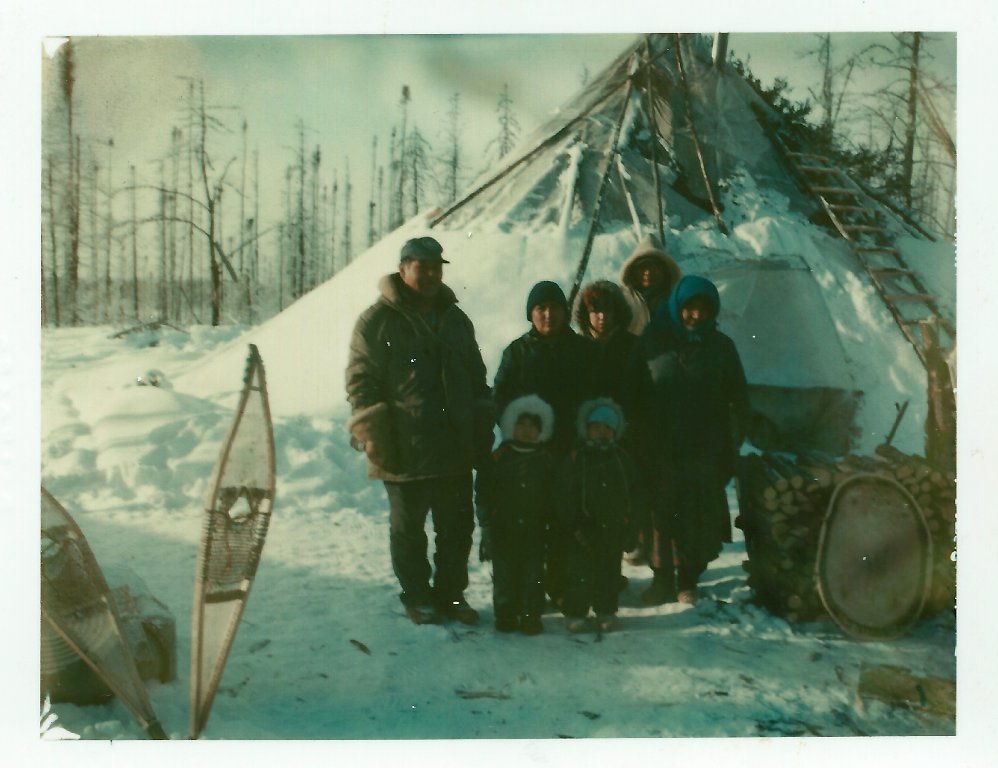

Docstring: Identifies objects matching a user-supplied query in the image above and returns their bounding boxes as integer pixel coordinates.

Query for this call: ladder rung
[855,246,900,255]
[826,204,868,213]
[789,151,831,164]
[813,186,858,195]
[869,267,913,277]
[884,293,934,303]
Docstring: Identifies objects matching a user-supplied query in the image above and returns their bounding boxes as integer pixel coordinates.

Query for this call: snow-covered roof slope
[174,32,955,460]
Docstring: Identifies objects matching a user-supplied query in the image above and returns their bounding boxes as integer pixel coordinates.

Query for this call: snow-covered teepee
[176,33,955,459]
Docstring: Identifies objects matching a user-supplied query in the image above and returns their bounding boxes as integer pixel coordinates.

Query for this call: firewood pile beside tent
[735,446,955,637]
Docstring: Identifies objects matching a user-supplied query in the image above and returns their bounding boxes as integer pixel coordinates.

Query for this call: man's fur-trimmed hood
[575,397,627,441]
[498,394,555,444]
[377,272,459,309]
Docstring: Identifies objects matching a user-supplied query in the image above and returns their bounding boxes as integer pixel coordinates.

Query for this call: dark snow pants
[491,531,546,622]
[384,473,474,607]
[563,540,622,618]
[650,459,726,591]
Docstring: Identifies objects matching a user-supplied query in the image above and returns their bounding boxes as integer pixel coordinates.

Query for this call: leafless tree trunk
[368,135,378,247]
[901,32,922,209]
[46,156,60,327]
[103,139,114,324]
[396,86,410,228]
[342,160,353,266]
[129,164,140,319]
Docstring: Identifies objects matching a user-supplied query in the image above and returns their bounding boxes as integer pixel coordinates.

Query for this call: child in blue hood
[556,398,645,633]
[623,274,748,606]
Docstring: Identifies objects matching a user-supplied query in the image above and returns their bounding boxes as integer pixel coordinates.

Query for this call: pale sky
[42,30,955,253]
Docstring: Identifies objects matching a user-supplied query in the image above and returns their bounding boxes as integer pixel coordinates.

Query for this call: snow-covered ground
[34,319,962,764]
[34,211,966,755]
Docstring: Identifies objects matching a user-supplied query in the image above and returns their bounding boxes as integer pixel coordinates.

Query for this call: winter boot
[495,615,519,633]
[519,614,544,636]
[405,604,443,625]
[565,616,591,633]
[640,569,677,606]
[596,613,617,632]
[676,589,699,606]
[439,596,480,625]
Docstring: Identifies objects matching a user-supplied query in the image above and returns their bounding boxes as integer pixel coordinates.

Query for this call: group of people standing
[345,234,748,634]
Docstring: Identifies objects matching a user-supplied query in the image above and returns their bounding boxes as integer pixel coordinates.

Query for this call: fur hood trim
[617,233,681,292]
[377,272,458,309]
[575,397,627,441]
[571,279,634,339]
[498,394,555,443]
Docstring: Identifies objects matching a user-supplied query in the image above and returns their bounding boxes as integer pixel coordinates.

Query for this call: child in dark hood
[475,395,556,635]
[556,398,645,633]
[624,274,748,606]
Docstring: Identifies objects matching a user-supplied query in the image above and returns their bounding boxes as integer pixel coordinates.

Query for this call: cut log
[856,664,955,721]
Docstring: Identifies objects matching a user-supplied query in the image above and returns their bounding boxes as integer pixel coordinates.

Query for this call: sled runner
[189,345,276,739]
[40,487,167,739]
[815,473,932,640]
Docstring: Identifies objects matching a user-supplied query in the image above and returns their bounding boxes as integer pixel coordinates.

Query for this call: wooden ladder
[780,145,954,369]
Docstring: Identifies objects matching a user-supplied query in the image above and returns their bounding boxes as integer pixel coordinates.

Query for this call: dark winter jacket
[618,233,682,335]
[345,273,493,481]
[492,327,599,454]
[555,398,644,553]
[475,395,556,540]
[624,274,749,471]
[572,280,639,407]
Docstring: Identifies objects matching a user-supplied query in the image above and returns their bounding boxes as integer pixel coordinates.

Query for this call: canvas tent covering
[175,33,954,459]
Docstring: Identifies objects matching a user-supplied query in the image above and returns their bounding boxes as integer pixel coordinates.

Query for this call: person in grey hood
[618,233,682,335]
[345,236,494,626]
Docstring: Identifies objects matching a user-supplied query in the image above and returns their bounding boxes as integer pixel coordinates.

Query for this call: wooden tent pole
[673,34,729,235]
[567,64,637,310]
[430,39,674,230]
[644,36,666,244]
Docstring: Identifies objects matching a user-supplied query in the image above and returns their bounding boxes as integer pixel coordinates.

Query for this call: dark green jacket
[492,329,598,454]
[345,273,492,481]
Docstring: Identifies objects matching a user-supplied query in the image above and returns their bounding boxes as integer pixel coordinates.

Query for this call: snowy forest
[40,33,955,330]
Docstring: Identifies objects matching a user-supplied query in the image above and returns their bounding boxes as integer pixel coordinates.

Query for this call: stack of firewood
[735,447,956,623]
[872,444,956,615]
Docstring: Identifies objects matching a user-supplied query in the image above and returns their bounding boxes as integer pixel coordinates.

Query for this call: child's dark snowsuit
[557,398,644,619]
[475,395,556,627]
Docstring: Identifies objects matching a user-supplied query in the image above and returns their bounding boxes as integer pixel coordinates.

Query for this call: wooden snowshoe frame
[189,344,276,739]
[40,487,168,739]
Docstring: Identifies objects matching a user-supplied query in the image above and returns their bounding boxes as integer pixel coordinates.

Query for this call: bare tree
[485,83,521,166]
[342,159,353,266]
[438,92,463,205]
[405,126,433,217]
[395,86,411,228]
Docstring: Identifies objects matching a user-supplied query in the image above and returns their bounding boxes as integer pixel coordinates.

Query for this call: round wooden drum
[816,473,932,640]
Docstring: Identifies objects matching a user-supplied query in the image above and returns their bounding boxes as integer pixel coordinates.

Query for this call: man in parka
[618,233,682,335]
[345,236,494,625]
[624,274,749,605]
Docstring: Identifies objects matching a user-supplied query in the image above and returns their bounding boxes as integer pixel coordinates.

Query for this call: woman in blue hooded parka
[623,274,749,606]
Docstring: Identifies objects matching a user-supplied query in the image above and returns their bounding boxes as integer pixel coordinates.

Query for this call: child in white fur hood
[474,394,556,635]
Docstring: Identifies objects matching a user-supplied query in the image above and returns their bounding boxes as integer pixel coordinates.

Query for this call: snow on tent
[175,33,954,463]
[40,487,168,739]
